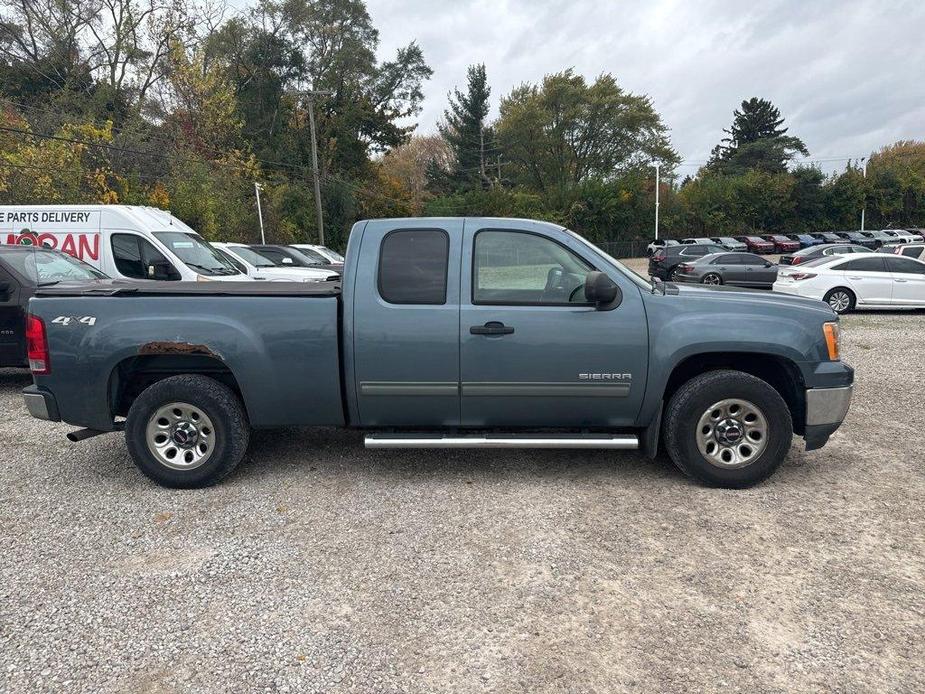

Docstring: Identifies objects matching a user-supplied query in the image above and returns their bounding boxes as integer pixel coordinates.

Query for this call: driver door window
[473,230,593,304]
[111,234,177,280]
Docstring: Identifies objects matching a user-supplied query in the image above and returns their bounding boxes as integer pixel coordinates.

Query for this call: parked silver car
[671,252,779,289]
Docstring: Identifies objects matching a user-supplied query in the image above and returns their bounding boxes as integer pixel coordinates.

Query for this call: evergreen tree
[439,63,493,191]
[709,97,808,174]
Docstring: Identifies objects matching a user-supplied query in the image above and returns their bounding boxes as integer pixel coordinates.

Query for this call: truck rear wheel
[125,375,249,488]
[663,370,792,488]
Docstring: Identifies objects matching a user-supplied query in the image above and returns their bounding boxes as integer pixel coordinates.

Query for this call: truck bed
[29,284,345,431]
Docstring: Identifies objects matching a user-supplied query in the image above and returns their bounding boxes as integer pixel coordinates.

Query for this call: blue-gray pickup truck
[22,218,853,489]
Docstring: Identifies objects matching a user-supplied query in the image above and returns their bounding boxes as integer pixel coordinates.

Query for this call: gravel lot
[2,295,924,692]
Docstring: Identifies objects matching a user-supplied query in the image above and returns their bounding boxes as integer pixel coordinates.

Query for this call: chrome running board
[364,434,639,450]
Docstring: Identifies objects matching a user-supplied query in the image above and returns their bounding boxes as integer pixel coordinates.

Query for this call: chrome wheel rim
[703,274,721,285]
[696,398,768,469]
[828,291,851,313]
[145,402,215,470]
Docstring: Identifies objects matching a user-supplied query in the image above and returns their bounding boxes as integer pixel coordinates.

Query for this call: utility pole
[479,127,486,186]
[254,182,265,244]
[654,163,661,240]
[860,157,868,232]
[303,90,332,246]
[496,154,502,186]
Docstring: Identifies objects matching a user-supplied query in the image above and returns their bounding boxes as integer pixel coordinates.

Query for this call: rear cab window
[378,229,449,304]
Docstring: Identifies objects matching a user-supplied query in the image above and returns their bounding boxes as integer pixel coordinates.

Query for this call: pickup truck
[22,218,854,489]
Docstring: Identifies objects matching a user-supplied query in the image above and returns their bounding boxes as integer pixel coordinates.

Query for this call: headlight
[823,322,839,360]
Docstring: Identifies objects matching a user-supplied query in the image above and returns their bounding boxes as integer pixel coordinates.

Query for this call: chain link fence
[592,240,654,259]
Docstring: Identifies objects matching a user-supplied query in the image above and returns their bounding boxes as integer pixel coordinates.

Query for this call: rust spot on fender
[139,341,219,358]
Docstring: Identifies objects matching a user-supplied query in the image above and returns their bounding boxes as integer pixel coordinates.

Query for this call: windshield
[3,249,108,283]
[570,231,650,289]
[153,232,241,276]
[314,246,344,262]
[798,256,840,268]
[290,247,330,265]
[230,246,276,268]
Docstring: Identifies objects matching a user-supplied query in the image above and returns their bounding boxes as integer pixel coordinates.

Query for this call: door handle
[895,279,908,283]
[470,321,514,336]
[848,276,863,280]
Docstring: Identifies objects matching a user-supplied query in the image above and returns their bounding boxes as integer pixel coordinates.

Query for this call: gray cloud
[367,0,925,173]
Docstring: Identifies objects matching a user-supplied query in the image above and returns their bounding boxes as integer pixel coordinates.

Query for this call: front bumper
[803,384,853,451]
[22,385,60,422]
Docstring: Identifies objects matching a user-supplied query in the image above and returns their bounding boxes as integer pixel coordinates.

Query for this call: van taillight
[26,315,50,374]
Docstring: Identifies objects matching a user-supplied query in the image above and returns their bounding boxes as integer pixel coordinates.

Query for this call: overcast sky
[235,0,925,174]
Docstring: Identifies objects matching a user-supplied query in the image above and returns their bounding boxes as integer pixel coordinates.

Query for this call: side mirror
[0,281,9,297]
[764,261,773,268]
[584,271,621,309]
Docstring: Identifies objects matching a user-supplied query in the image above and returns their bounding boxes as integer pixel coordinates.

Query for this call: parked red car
[763,234,800,253]
[734,235,776,254]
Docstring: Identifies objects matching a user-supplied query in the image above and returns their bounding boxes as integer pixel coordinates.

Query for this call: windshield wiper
[37,280,61,287]
[184,262,238,276]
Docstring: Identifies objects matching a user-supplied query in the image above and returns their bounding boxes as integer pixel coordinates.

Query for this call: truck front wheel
[125,375,250,488]
[663,370,792,488]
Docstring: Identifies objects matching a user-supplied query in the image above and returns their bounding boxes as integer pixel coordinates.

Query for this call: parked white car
[880,243,925,261]
[773,252,925,313]
[0,204,246,281]
[213,243,338,282]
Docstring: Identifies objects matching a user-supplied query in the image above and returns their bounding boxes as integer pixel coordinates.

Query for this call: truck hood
[664,282,836,317]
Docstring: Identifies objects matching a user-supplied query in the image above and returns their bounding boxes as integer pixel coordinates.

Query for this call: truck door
[352,220,462,426]
[459,222,648,428]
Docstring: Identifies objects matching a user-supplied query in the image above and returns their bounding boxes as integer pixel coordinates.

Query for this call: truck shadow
[242,427,689,486]
[0,368,33,388]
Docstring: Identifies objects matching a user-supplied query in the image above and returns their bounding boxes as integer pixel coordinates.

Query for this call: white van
[213,242,339,282]
[0,205,246,281]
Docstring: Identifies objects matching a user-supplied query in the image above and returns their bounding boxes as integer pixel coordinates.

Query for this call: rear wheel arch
[108,354,246,420]
[661,352,806,434]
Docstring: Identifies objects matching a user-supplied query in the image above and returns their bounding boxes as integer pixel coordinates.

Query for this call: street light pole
[303,90,332,247]
[254,182,266,244]
[654,163,660,240]
[860,157,868,232]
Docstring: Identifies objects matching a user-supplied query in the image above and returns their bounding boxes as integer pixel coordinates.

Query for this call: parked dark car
[672,252,778,288]
[834,231,879,250]
[250,245,343,275]
[734,236,776,254]
[778,243,869,266]
[785,234,823,248]
[762,235,800,253]
[709,237,748,251]
[811,232,845,244]
[648,243,726,280]
[0,246,110,367]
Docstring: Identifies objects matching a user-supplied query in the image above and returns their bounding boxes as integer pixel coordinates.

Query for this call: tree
[438,63,493,191]
[708,97,808,174]
[496,70,678,194]
[379,134,453,208]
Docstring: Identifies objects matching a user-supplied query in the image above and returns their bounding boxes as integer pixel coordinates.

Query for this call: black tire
[668,268,680,281]
[663,369,793,488]
[701,273,723,285]
[823,287,855,314]
[125,375,249,488]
